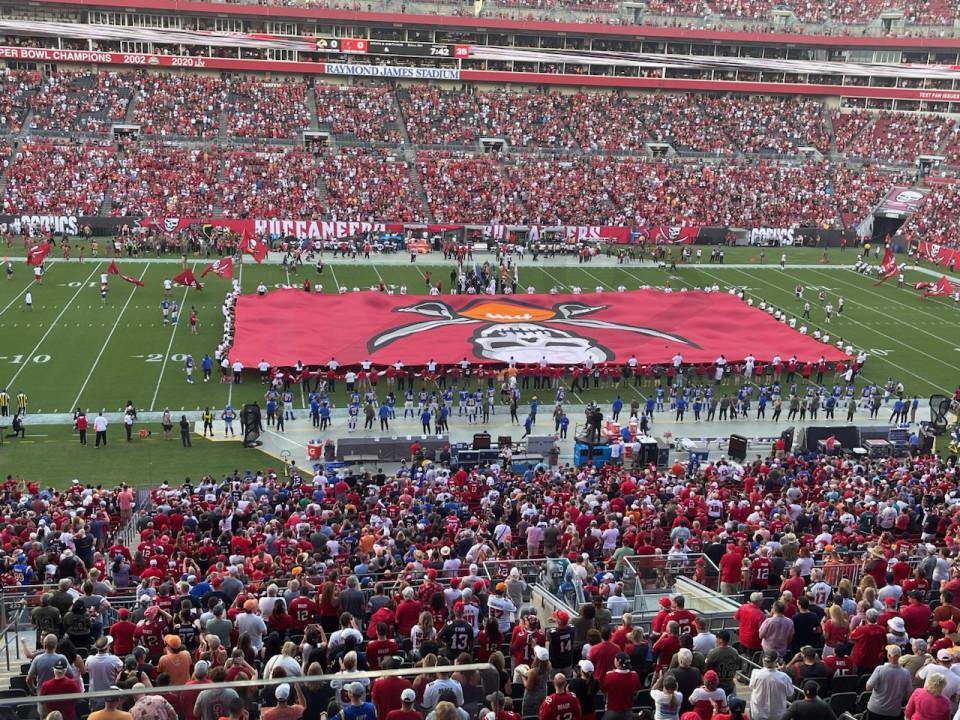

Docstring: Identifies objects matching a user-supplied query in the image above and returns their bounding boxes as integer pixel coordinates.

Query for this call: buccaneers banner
[229,290,850,367]
[640,226,702,245]
[917,241,960,269]
[922,276,956,298]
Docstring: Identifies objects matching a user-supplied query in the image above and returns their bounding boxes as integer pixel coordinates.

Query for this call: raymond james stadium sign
[323,63,460,80]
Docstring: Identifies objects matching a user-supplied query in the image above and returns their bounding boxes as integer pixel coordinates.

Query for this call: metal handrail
[1,661,492,706]
[0,600,28,673]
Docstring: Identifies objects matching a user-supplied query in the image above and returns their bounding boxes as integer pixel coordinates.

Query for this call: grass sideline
[0,423,276,488]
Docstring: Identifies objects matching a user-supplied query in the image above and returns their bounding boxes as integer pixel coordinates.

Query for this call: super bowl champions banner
[228,290,850,367]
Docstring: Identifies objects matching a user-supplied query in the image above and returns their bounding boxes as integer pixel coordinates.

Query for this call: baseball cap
[401,689,417,703]
[703,670,718,683]
[495,583,507,593]
[276,683,290,701]
[938,649,954,661]
[941,620,958,633]
[53,659,67,671]
[534,646,549,662]
[117,608,129,620]
[164,634,182,650]
[578,659,594,673]
[349,682,366,697]
[762,650,780,665]
[551,610,569,624]
[658,597,671,608]
[803,680,820,695]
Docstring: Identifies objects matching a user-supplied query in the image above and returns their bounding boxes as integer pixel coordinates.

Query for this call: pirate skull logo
[368,298,699,363]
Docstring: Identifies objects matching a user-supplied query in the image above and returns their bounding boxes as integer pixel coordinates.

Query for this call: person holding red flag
[172,268,203,291]
[876,247,899,285]
[200,256,234,279]
[239,235,268,263]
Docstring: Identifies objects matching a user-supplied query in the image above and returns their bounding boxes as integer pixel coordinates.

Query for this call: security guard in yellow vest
[0,389,8,416]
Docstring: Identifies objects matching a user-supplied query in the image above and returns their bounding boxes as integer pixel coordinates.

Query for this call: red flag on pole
[26,241,50,266]
[875,247,898,285]
[172,269,203,291]
[239,236,268,264]
[107,260,145,287]
[922,275,954,298]
[200,256,234,279]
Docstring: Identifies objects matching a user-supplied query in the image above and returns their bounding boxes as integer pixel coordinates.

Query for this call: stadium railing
[0,662,493,716]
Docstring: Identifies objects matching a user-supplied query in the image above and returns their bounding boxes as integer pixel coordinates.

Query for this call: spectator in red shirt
[385,688,423,720]
[372,657,413,720]
[601,653,640,717]
[367,622,400,671]
[587,628,621,680]
[850,609,887,673]
[901,591,933,638]
[718,545,744,595]
[40,658,82,720]
[652,622,682,672]
[540,673,582,720]
[396,587,424,637]
[734,593,766,652]
[109,608,137,657]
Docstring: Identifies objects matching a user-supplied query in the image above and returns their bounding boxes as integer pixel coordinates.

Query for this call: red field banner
[229,290,850,367]
[917,241,960,269]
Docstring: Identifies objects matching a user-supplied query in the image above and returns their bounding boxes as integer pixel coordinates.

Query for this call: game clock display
[318,37,469,58]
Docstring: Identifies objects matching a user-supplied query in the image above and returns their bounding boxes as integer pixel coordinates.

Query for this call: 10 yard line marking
[71,263,151,409]
[150,264,195,411]
[4,263,101,389]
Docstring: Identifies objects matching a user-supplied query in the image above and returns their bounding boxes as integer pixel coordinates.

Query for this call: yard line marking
[371,263,386,287]
[0,273,44,316]
[4,263,101,389]
[329,262,340,293]
[150,263,195,411]
[723,267,946,390]
[538,266,568,290]
[71,263,151,409]
[806,268,960,340]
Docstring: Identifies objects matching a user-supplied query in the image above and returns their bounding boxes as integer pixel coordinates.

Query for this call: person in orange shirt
[158,634,193,687]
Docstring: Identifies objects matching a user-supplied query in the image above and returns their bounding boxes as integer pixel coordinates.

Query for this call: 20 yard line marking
[4,263,101,389]
[150,263,195,411]
[71,263,151,408]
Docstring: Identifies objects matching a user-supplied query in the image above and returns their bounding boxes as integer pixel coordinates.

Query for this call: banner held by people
[200,256,234,279]
[172,268,203,290]
[25,241,50,266]
[107,260,146,287]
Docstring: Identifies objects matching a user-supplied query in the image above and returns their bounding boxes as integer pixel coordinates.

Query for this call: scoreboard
[315,37,470,59]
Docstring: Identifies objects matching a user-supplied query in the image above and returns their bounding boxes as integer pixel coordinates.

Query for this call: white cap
[275,684,290,701]
[401,689,416,703]
[534,646,549,662]
[579,659,594,673]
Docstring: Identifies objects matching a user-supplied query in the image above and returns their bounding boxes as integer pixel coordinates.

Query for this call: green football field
[0,245,956,418]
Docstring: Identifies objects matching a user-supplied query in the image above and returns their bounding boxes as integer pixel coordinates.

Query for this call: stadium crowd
[6,441,960,720]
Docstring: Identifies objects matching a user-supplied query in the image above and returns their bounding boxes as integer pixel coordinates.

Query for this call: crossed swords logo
[367,299,700,363]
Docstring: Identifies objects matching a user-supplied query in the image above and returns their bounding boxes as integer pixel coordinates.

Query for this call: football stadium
[0,1,959,719]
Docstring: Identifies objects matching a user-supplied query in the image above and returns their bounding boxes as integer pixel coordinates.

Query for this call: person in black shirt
[569,660,599,720]
[791,597,823,653]
[439,607,474,660]
[781,680,837,720]
[786,646,830,685]
[547,610,575,674]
